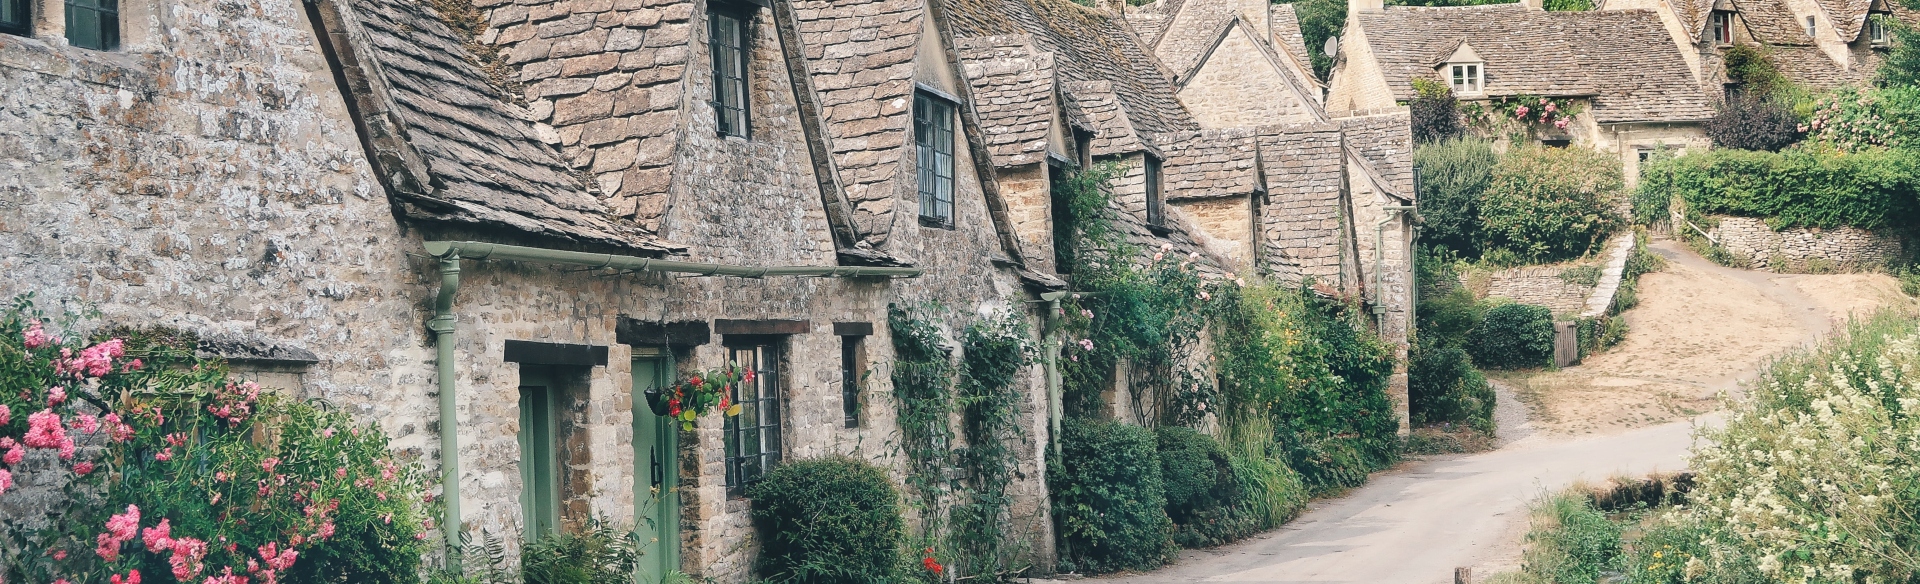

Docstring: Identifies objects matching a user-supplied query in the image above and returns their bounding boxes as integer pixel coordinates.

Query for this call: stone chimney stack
[1351,0,1384,13]
[1520,0,1545,9]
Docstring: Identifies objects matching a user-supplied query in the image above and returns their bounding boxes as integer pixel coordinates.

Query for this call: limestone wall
[1178,26,1318,129]
[1706,216,1910,272]
[1467,264,1601,316]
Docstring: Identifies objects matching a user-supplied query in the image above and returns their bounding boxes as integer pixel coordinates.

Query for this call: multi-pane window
[1144,155,1164,227]
[1,0,29,37]
[1450,63,1481,94]
[1805,15,1817,37]
[724,342,782,491]
[915,92,956,227]
[1711,11,1734,44]
[66,0,118,50]
[517,369,562,539]
[709,8,749,138]
[841,337,863,428]
[1871,14,1890,45]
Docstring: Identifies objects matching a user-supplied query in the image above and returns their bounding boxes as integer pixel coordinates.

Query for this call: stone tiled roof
[945,0,1199,147]
[1667,0,1717,42]
[790,0,924,242]
[1063,81,1151,155]
[1154,128,1261,201]
[1337,112,1414,202]
[1732,0,1815,44]
[1270,4,1313,74]
[1769,44,1868,88]
[1126,0,1178,46]
[1355,5,1714,124]
[1818,0,1876,40]
[1255,122,1347,285]
[1153,0,1243,79]
[340,0,679,253]
[959,36,1059,167]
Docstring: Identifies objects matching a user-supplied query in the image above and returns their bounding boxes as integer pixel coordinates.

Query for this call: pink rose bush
[0,299,433,583]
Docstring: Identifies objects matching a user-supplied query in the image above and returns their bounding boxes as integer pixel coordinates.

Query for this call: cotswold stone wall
[1466,264,1599,316]
[1706,216,1910,272]
[1177,26,1318,129]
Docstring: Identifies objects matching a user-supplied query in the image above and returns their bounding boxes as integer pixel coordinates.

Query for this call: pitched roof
[1337,111,1414,202]
[1154,128,1262,201]
[1666,0,1718,42]
[958,36,1060,167]
[1152,0,1245,79]
[789,0,924,242]
[1730,0,1816,43]
[1269,4,1314,75]
[1354,5,1715,124]
[1254,122,1347,284]
[337,0,679,253]
[1063,80,1151,155]
[945,0,1199,148]
[1768,44,1869,88]
[1817,0,1876,40]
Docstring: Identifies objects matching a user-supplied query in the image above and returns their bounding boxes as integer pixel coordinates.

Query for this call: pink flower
[1078,339,1095,351]
[47,386,66,406]
[106,505,140,538]
[53,549,67,560]
[98,531,124,561]
[111,570,142,584]
[314,521,336,540]
[1545,103,1558,113]
[261,458,280,473]
[320,428,335,438]
[334,467,347,479]
[75,414,99,434]
[258,542,298,571]
[0,404,9,425]
[0,469,11,495]
[169,537,208,581]
[123,358,143,372]
[165,433,188,447]
[144,519,174,552]
[23,410,68,449]
[23,320,52,349]
[1554,119,1571,130]
[1516,105,1531,117]
[1198,291,1211,301]
[4,445,22,465]
[73,461,95,476]
[155,447,173,462]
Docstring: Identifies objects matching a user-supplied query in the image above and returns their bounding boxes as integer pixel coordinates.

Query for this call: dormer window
[1450,63,1482,94]
[1870,14,1891,45]
[1710,11,1734,45]
[1805,15,1817,37]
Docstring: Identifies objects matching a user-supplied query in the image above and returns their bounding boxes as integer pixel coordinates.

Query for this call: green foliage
[1154,427,1254,548]
[951,310,1034,577]
[887,304,955,545]
[1639,145,1920,230]
[1516,493,1624,584]
[520,518,642,584]
[0,295,432,584]
[1632,148,1680,227]
[1414,137,1499,256]
[1558,264,1602,287]
[1878,16,1920,88]
[1542,0,1592,10]
[1723,45,1787,96]
[1280,0,1344,80]
[1462,95,1584,141]
[1410,79,1465,144]
[1804,85,1920,151]
[1410,251,1496,433]
[1897,265,1920,297]
[1221,427,1308,531]
[1706,95,1805,152]
[1049,419,1173,574]
[748,456,907,584]
[1480,146,1625,263]
[1472,303,1555,370]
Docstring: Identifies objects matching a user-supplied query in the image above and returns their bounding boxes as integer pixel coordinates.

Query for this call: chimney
[1351,0,1384,13]
[1520,0,1544,9]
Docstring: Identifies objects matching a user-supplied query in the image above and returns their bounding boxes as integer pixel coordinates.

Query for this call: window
[1144,155,1164,227]
[1450,63,1482,94]
[1637,148,1654,162]
[724,342,782,491]
[1542,139,1572,148]
[915,92,956,227]
[841,336,863,428]
[1711,11,1734,44]
[1,0,29,37]
[1805,15,1817,37]
[518,368,562,539]
[1871,14,1890,45]
[709,7,750,138]
[66,0,117,50]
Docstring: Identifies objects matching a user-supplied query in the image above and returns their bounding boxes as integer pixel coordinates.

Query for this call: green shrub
[1898,265,1920,297]
[1154,427,1253,548]
[1414,137,1499,256]
[1705,95,1804,152]
[1410,79,1465,145]
[1480,146,1625,263]
[747,456,906,583]
[1805,85,1920,151]
[1641,145,1920,231]
[1221,429,1307,531]
[1051,419,1173,573]
[1517,493,1623,584]
[1408,341,1497,433]
[1557,264,1601,287]
[521,518,642,584]
[1471,303,1555,369]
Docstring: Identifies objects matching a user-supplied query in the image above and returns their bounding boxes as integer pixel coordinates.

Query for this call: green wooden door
[633,353,680,583]
[518,367,561,540]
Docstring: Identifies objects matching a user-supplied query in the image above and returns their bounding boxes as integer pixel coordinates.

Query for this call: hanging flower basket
[649,363,751,430]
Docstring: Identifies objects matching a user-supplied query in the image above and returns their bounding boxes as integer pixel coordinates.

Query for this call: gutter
[421,240,921,564]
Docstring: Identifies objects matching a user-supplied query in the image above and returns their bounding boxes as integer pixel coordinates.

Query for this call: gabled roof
[1254,122,1347,285]
[329,0,679,254]
[945,0,1199,150]
[1731,0,1816,44]
[1337,112,1414,202]
[1668,0,1718,43]
[1152,0,1246,79]
[1817,0,1876,40]
[958,36,1060,167]
[1767,44,1869,87]
[1269,4,1314,74]
[1154,128,1262,201]
[1064,81,1152,156]
[1353,5,1714,124]
[789,0,925,242]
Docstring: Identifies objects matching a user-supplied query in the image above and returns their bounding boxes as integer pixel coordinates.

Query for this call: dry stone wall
[1706,216,1910,272]
[1469,264,1599,316]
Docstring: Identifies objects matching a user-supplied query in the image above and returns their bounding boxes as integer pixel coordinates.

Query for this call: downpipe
[428,251,463,568]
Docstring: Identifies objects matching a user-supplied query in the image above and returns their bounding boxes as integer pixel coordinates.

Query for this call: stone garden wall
[1705,216,1910,272]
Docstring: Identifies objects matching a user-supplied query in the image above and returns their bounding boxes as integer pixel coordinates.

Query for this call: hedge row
[1639,147,1920,230]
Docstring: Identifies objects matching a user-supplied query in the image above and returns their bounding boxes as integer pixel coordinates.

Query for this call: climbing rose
[110,571,142,584]
[0,404,9,425]
[169,537,209,581]
[144,519,174,552]
[3,444,21,465]
[74,461,95,476]
[0,469,11,495]
[47,385,66,405]
[261,457,280,473]
[75,413,99,434]
[24,409,68,449]
[23,319,51,348]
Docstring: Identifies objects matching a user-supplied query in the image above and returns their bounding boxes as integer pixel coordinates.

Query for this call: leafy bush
[1722,44,1787,96]
[1898,265,1920,297]
[1514,493,1623,584]
[1542,0,1593,10]
[1705,95,1804,152]
[1154,427,1252,548]
[1640,146,1920,230]
[1804,85,1920,151]
[1471,303,1555,369]
[1877,15,1920,88]
[521,519,641,584]
[1480,146,1625,263]
[1410,79,1464,144]
[0,297,432,584]
[1409,343,1496,433]
[1051,419,1173,574]
[747,456,906,583]
[1221,429,1307,531]
[1414,138,1499,256]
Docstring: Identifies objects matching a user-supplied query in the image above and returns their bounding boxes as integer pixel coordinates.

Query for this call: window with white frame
[1450,63,1482,94]
[1871,14,1890,45]
[1711,11,1734,44]
[1805,15,1817,37]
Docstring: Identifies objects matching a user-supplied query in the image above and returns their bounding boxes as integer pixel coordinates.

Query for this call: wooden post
[1455,567,1473,584]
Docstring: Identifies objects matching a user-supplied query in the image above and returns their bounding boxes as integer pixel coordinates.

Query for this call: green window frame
[65,0,118,50]
[0,0,30,37]
[518,367,562,539]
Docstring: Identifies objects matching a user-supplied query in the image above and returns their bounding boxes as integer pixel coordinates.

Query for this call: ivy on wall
[950,310,1034,578]
[887,303,956,550]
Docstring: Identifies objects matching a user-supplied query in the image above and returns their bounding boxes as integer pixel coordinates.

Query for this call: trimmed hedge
[1639,146,1920,230]
[747,456,906,583]
[1051,419,1174,574]
[1155,427,1254,548]
[1471,303,1555,369]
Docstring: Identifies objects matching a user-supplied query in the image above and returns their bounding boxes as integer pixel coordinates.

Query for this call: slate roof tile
[345,0,677,253]
[1154,128,1262,201]
[1269,4,1313,73]
[958,36,1060,167]
[791,0,925,240]
[1732,0,1816,44]
[1152,0,1242,79]
[1254,122,1346,284]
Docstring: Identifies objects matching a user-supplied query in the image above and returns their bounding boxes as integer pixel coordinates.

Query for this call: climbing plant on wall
[949,310,1034,578]
[887,303,955,548]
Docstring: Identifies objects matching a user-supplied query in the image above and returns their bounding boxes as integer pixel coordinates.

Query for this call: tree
[1705,95,1804,151]
[1878,16,1920,87]
[1413,137,1497,256]
[1410,79,1464,144]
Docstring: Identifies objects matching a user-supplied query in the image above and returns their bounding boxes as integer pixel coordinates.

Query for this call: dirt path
[1087,241,1913,584]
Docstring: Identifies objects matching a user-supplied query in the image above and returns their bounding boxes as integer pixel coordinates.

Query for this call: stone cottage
[1606,0,1920,97]
[1327,0,1718,181]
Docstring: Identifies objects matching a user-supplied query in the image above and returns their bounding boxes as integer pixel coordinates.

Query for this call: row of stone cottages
[0,0,1416,578]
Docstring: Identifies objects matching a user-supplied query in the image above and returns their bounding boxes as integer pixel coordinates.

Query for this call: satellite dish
[1323,36,1340,58]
